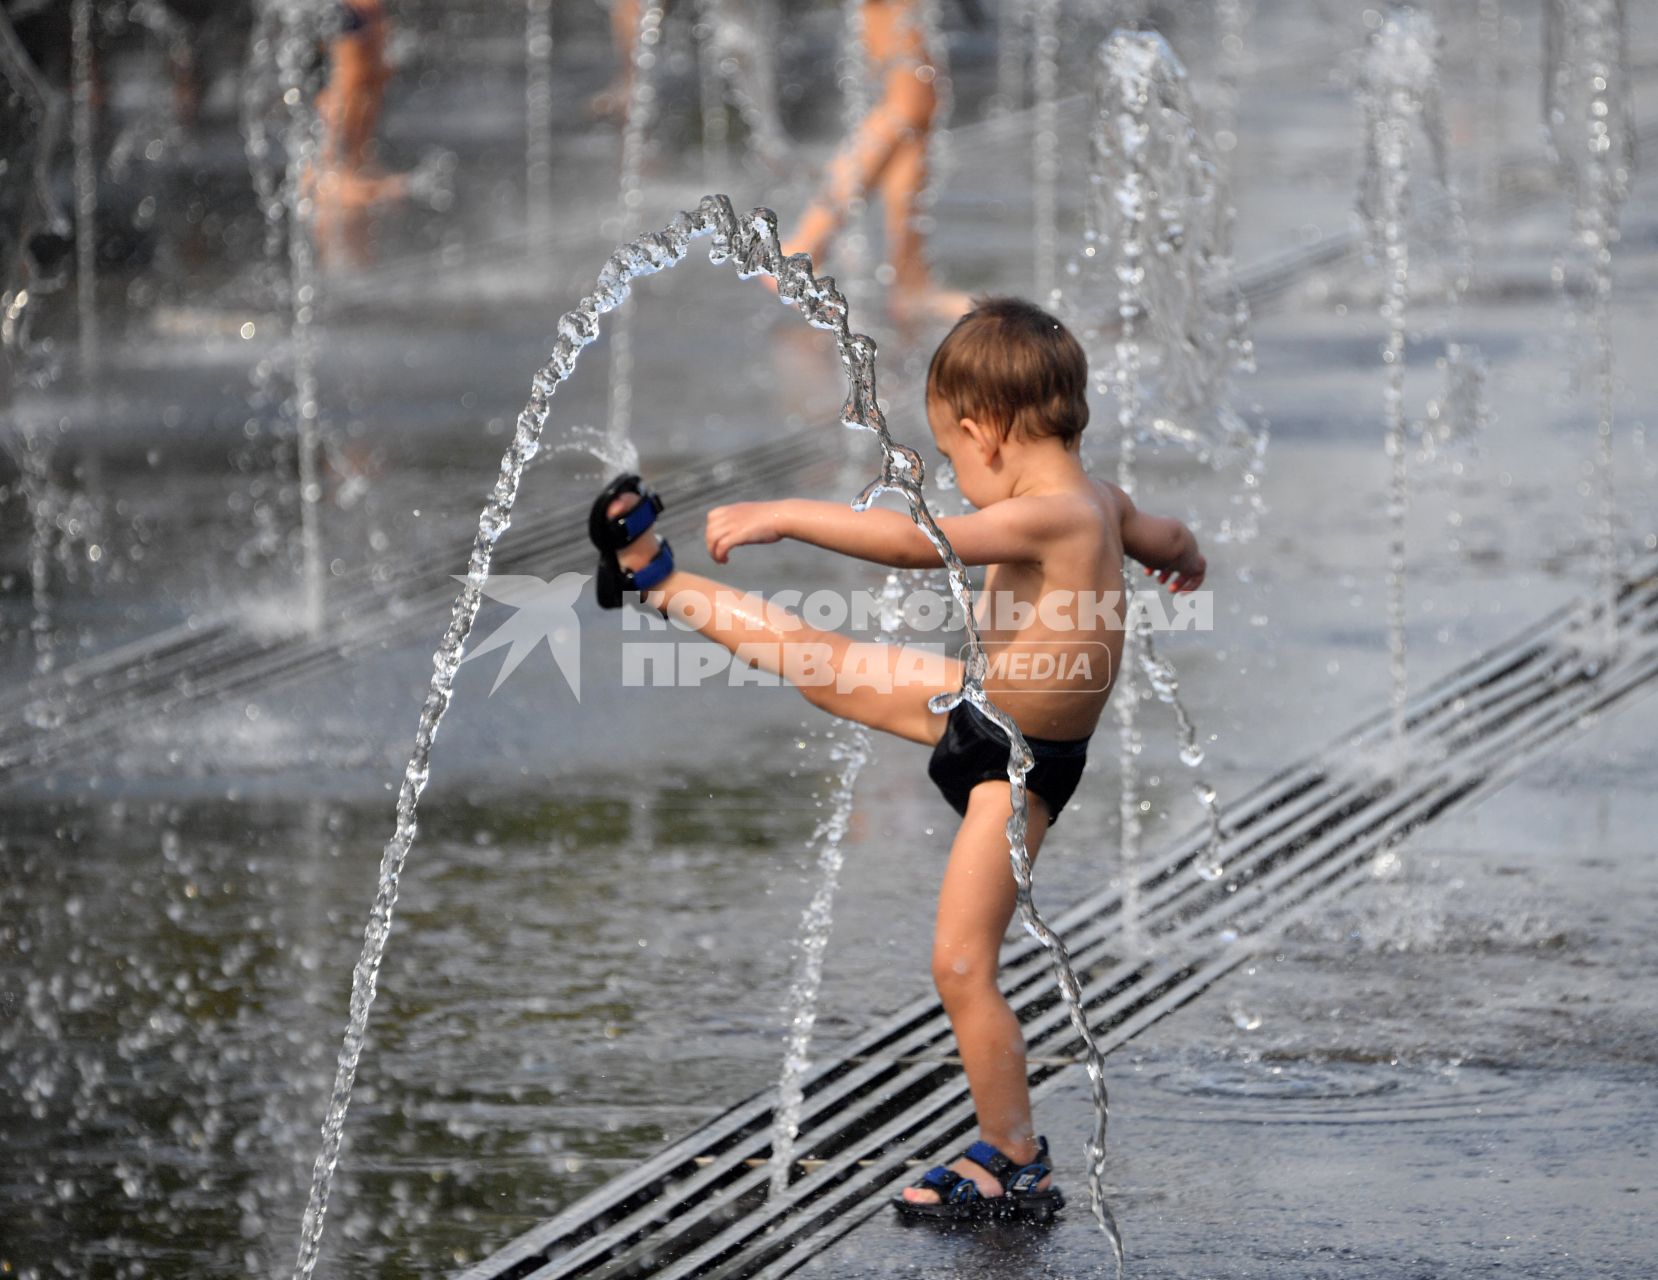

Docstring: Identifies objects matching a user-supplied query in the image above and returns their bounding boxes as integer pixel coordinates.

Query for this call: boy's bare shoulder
[999,484,1119,561]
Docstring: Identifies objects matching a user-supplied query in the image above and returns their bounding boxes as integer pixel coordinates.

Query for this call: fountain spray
[241,0,331,635]
[767,722,871,1196]
[1064,32,1259,915]
[70,0,98,381]
[1031,0,1059,301]
[525,0,555,239]
[3,13,67,683]
[1544,0,1634,657]
[1353,6,1452,766]
[604,1,664,451]
[994,0,1027,119]
[692,0,788,177]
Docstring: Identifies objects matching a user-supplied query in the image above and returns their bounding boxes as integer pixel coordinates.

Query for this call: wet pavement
[2,1,1657,1277]
[795,703,1658,1278]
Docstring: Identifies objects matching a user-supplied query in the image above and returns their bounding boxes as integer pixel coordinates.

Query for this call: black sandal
[892,1136,1066,1223]
[588,473,675,609]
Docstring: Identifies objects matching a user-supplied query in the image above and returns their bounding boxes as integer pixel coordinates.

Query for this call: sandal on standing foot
[588,473,674,609]
[893,1136,1066,1223]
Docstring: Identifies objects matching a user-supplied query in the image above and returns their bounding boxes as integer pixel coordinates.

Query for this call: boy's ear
[958,416,1000,461]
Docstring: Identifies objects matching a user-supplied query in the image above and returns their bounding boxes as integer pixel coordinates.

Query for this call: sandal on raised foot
[892,1136,1066,1223]
[588,473,674,609]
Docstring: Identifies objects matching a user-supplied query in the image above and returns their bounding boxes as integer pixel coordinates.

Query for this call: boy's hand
[706,501,785,564]
[1145,548,1206,594]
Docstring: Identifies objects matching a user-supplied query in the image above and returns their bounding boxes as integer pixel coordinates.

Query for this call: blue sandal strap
[918,1165,980,1205]
[964,1137,1052,1195]
[626,537,674,592]
[617,498,660,542]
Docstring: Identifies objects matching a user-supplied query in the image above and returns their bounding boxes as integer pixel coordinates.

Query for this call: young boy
[587,297,1205,1219]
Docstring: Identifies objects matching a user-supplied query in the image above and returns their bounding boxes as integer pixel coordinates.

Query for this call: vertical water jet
[1063,32,1258,905]
[71,0,98,381]
[605,1,663,450]
[1544,0,1633,656]
[767,724,871,1196]
[994,0,1027,119]
[1354,6,1449,765]
[1031,0,1059,300]
[525,0,554,240]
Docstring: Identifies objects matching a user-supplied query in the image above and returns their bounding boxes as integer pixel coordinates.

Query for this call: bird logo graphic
[456,572,591,699]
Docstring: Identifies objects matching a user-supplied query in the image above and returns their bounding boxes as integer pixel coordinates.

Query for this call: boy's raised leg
[903,780,1053,1203]
[609,491,960,746]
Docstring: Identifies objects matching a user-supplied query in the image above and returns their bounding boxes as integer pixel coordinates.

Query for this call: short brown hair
[926,297,1090,446]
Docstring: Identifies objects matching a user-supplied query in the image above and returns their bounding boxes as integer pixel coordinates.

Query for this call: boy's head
[925,297,1090,450]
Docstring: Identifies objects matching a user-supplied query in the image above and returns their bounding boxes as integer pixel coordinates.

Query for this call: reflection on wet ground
[1,772,836,1275]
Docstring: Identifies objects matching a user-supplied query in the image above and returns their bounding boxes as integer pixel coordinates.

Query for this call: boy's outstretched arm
[706,498,1061,569]
[1111,483,1206,592]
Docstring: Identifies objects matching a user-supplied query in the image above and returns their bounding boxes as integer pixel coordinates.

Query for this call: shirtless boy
[586,297,1205,1218]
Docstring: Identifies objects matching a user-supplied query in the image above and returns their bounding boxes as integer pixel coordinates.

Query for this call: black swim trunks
[927,702,1091,825]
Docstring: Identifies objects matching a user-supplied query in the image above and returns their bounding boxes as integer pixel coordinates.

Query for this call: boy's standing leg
[903,781,1054,1203]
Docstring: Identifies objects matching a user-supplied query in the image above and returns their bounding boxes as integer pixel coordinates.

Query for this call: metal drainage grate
[458,559,1658,1280]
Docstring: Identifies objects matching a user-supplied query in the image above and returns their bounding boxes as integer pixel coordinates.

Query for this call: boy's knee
[930,947,996,1004]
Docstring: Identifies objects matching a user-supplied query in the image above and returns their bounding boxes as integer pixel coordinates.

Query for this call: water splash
[1136,635,1224,878]
[1544,0,1633,657]
[548,423,641,474]
[1353,6,1458,766]
[767,725,871,1196]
